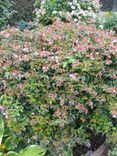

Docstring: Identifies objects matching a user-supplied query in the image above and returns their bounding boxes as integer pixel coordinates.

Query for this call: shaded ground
[74,134,106,156]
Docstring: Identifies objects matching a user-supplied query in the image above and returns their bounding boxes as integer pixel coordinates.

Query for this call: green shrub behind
[10,0,35,23]
[0,0,13,29]
[103,12,117,34]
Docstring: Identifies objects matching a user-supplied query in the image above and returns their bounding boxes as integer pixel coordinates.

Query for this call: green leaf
[63,62,68,69]
[6,151,19,156]
[0,118,4,144]
[62,145,73,156]
[20,145,46,156]
[4,128,11,137]
[69,57,75,63]
[4,137,17,150]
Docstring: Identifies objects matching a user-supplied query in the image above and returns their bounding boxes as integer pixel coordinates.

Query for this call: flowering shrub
[35,0,99,25]
[0,20,117,155]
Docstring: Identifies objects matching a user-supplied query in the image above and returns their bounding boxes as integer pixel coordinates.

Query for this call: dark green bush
[15,20,35,31]
[10,0,35,23]
[0,20,117,155]
[103,13,117,34]
[0,0,13,29]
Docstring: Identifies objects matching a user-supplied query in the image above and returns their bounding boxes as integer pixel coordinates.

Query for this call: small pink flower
[19,84,25,92]
[3,112,8,119]
[88,101,93,107]
[78,104,88,114]
[89,53,95,60]
[33,51,39,56]
[14,54,18,58]
[48,41,53,45]
[2,80,7,88]
[40,51,49,57]
[22,48,29,52]
[106,59,112,65]
[55,56,60,64]
[48,56,54,62]
[13,45,20,52]
[11,70,20,77]
[42,66,49,72]
[4,33,10,38]
[85,109,88,114]
[23,55,30,61]
[112,114,117,118]
[69,73,77,80]
[111,87,116,94]
[79,104,85,110]
[0,106,4,111]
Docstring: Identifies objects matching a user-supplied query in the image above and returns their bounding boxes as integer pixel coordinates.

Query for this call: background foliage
[10,0,35,23]
[0,0,35,29]
[103,12,117,34]
[0,0,13,29]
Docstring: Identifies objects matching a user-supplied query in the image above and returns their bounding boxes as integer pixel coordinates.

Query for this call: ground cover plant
[0,18,117,155]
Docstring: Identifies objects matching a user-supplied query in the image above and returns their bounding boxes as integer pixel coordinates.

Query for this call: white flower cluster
[68,0,99,23]
[35,0,46,21]
[35,0,67,24]
[35,0,99,24]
